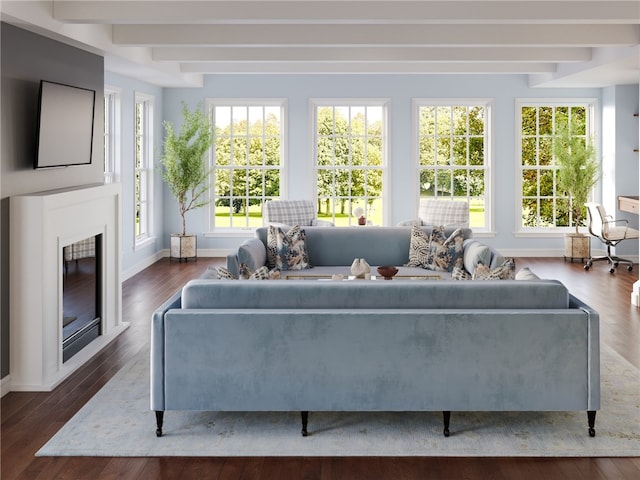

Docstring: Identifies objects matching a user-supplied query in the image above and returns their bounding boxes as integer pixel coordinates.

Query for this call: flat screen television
[34,80,96,169]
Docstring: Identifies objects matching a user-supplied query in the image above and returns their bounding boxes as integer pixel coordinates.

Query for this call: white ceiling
[2,0,639,88]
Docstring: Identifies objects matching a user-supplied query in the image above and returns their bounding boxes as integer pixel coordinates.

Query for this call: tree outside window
[518,101,594,230]
[416,101,490,229]
[210,101,284,229]
[314,103,386,226]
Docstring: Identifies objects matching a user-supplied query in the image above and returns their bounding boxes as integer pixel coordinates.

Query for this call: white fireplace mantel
[9,183,128,391]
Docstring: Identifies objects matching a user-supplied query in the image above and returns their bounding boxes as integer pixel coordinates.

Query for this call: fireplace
[62,234,102,362]
[9,184,127,391]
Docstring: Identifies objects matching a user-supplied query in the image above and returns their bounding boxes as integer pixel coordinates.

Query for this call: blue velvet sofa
[226,225,504,279]
[151,273,600,438]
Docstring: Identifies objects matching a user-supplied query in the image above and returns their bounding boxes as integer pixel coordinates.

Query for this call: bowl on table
[377,266,399,280]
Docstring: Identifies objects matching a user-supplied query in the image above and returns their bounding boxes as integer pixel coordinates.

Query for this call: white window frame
[412,98,494,233]
[103,86,121,183]
[515,98,598,236]
[134,92,155,248]
[206,98,287,233]
[310,98,390,227]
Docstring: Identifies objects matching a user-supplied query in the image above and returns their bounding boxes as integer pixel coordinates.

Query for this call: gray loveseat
[151,236,600,438]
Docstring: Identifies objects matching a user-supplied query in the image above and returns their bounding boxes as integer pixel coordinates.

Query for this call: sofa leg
[587,410,596,437]
[301,411,309,437]
[443,411,451,437]
[155,411,164,437]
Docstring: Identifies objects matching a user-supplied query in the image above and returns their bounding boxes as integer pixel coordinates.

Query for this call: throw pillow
[213,266,236,280]
[427,226,465,272]
[406,225,431,268]
[213,263,280,280]
[515,266,540,280]
[451,265,471,280]
[472,258,516,280]
[462,239,492,275]
[267,225,311,271]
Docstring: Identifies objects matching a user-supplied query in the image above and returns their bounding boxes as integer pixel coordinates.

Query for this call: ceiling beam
[153,46,592,63]
[54,1,640,25]
[114,24,639,47]
[179,61,558,74]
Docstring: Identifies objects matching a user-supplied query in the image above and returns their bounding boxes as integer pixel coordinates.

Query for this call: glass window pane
[469,106,484,135]
[437,137,451,165]
[436,107,451,135]
[420,169,435,196]
[419,138,435,166]
[419,107,435,135]
[522,107,537,136]
[453,138,467,166]
[522,137,536,166]
[469,137,484,166]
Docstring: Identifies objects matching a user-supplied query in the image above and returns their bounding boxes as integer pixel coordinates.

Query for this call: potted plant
[553,126,599,261]
[160,101,214,261]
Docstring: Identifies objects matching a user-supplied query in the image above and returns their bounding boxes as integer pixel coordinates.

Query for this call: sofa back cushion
[255,226,472,267]
[181,278,569,310]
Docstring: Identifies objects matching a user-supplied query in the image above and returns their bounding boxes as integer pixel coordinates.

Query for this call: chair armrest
[603,218,629,228]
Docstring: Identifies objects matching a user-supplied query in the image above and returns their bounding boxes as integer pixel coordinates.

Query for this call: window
[103,86,121,183]
[134,93,154,244]
[313,100,388,226]
[209,100,285,230]
[414,99,491,230]
[517,99,596,231]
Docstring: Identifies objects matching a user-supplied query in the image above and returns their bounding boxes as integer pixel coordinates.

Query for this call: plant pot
[170,234,197,262]
[564,233,590,263]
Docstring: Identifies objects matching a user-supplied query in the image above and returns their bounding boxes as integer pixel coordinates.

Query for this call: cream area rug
[37,344,640,457]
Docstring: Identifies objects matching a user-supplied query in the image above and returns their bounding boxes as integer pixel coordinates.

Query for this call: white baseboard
[1,374,11,398]
[122,251,165,281]
[159,248,233,258]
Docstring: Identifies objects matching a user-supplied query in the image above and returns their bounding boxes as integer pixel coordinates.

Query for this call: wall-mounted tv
[34,80,96,169]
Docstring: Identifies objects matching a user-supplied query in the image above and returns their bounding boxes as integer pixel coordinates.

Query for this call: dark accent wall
[1,22,105,379]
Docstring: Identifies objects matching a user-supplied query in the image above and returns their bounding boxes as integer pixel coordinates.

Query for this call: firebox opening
[62,234,102,363]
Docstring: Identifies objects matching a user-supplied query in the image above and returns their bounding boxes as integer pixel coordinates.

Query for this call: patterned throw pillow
[213,266,236,280]
[406,225,432,267]
[451,265,471,280]
[472,258,516,280]
[267,225,311,271]
[213,264,279,280]
[427,226,465,272]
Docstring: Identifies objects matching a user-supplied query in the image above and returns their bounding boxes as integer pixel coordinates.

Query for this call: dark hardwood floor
[2,256,639,479]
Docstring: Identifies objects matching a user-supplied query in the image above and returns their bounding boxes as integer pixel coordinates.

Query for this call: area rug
[37,344,640,457]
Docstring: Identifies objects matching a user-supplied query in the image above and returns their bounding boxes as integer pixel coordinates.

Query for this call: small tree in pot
[161,102,213,260]
[553,126,599,260]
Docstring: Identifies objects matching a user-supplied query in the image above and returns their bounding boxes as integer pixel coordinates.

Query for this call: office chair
[584,202,639,273]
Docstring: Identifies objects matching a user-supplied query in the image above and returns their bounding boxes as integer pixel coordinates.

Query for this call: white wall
[162,74,604,256]
[104,72,165,278]
[601,85,639,256]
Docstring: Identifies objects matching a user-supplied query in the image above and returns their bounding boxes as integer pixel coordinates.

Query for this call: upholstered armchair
[263,199,334,227]
[398,198,470,228]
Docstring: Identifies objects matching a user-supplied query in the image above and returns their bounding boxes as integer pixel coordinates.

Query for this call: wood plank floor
[2,256,639,479]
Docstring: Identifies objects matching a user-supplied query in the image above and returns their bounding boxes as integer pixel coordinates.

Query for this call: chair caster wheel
[609,268,615,274]
[584,265,590,270]
[628,266,633,272]
[589,428,596,437]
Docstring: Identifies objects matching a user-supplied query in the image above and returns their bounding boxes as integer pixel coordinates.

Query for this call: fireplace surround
[9,183,127,391]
